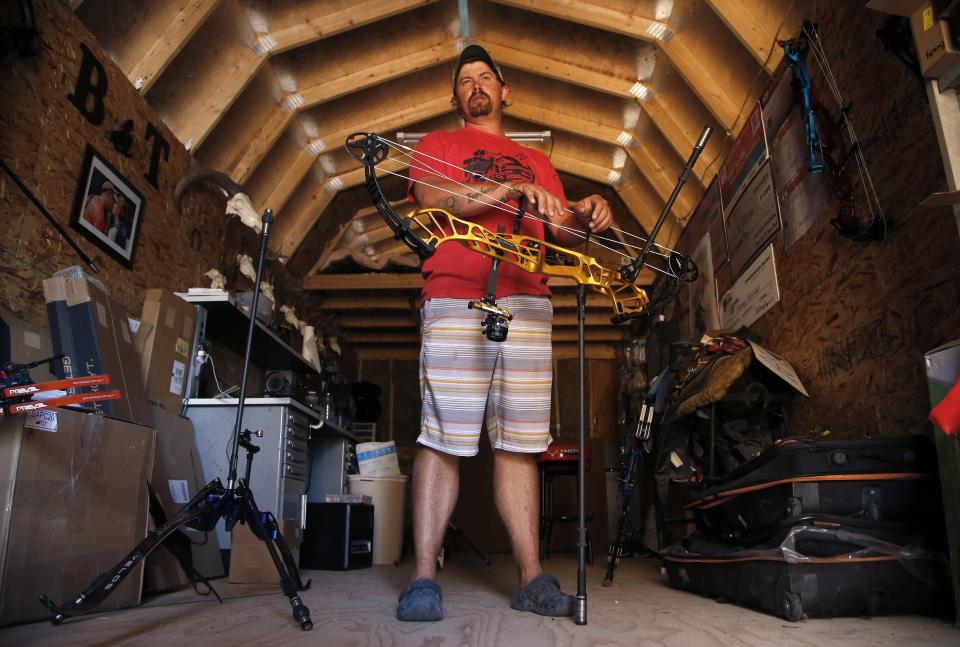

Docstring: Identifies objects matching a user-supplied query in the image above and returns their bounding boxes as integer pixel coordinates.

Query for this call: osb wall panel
[0,0,299,336]
[671,1,960,439]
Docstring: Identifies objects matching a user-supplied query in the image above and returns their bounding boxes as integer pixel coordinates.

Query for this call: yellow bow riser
[404,208,650,318]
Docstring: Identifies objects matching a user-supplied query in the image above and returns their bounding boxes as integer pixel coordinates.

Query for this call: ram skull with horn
[174,169,263,233]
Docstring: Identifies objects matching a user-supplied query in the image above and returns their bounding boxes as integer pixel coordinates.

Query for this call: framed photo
[70,144,144,269]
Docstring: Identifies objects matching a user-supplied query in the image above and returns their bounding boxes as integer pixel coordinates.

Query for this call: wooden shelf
[178,291,317,374]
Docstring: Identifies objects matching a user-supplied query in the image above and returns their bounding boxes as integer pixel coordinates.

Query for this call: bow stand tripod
[40,209,314,631]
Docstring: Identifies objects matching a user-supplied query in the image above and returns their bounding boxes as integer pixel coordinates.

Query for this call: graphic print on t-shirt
[463,149,535,183]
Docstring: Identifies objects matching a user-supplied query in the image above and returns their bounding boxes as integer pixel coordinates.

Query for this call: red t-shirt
[407,127,567,301]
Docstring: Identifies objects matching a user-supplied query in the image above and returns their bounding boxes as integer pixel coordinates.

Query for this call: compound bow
[345,132,699,323]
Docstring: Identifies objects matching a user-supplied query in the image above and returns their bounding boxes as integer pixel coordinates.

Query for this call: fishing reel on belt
[468,296,513,342]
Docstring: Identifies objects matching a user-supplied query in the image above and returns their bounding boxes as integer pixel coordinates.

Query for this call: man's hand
[508,182,565,220]
[572,194,612,233]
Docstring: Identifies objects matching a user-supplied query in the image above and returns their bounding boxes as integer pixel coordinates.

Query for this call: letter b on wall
[68,43,107,126]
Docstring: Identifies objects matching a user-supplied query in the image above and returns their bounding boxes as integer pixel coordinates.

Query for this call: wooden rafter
[127,0,224,95]
[619,180,683,250]
[274,160,410,260]
[492,0,747,133]
[300,41,460,108]
[642,93,720,182]
[482,41,638,98]
[307,199,414,275]
[551,151,616,186]
[230,107,297,184]
[624,142,701,218]
[268,0,440,54]
[271,184,337,260]
[260,98,449,218]
[175,51,266,151]
[306,222,353,277]
[704,0,787,75]
[509,100,624,146]
[617,175,673,236]
[230,41,459,183]
[481,41,716,180]
[658,37,742,132]
[489,0,669,43]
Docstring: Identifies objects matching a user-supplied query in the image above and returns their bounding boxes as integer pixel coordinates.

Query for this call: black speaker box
[300,502,374,570]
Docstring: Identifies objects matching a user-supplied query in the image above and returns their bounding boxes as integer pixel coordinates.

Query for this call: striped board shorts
[418,295,554,457]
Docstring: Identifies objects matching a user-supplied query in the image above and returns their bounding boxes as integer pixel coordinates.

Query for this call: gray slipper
[510,574,575,617]
[397,578,443,621]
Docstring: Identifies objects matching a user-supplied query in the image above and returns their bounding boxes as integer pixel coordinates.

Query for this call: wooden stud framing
[230,107,298,184]
[299,41,460,108]
[704,0,787,75]
[176,51,266,151]
[489,0,668,43]
[268,0,440,54]
[260,98,449,220]
[127,0,224,95]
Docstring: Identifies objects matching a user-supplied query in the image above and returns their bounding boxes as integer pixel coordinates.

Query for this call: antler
[173,169,262,233]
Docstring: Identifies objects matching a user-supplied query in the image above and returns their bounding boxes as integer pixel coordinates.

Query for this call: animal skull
[205,269,226,290]
[174,169,262,233]
[237,253,256,282]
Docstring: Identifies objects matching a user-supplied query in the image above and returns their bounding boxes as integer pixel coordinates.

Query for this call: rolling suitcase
[663,524,950,621]
[686,436,943,542]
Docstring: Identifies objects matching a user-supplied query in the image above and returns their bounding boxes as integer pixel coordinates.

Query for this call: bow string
[344,132,698,323]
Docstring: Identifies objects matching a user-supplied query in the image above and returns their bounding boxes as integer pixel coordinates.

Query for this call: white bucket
[347,474,408,564]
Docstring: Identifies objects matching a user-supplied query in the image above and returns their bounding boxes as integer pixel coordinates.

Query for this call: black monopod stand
[39,209,314,631]
[574,233,591,626]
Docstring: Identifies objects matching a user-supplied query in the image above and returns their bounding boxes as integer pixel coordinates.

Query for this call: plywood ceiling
[75,0,802,352]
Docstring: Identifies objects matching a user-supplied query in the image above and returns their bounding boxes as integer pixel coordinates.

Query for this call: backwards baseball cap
[453,44,505,89]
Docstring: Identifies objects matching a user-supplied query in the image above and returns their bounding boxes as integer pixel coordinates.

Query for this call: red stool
[538,443,593,564]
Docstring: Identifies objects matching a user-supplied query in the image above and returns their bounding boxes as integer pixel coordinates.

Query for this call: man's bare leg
[412,446,461,581]
[493,449,542,588]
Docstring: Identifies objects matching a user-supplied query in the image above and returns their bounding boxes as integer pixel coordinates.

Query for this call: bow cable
[801,21,885,236]
[365,136,687,278]
[377,135,684,258]
[371,157,681,279]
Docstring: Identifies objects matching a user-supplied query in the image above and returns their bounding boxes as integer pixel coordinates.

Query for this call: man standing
[396,44,611,622]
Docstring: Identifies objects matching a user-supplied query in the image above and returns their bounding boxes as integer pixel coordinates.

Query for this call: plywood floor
[1,554,956,646]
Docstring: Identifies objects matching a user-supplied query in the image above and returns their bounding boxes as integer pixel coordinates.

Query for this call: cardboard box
[911,3,960,79]
[60,277,151,427]
[0,408,155,626]
[42,277,78,383]
[0,308,56,384]
[229,519,301,584]
[137,290,197,415]
[143,403,224,593]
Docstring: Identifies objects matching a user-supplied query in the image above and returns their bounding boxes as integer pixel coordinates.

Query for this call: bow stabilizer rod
[620,126,712,285]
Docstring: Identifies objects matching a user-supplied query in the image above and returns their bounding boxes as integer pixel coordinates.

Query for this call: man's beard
[466,92,492,117]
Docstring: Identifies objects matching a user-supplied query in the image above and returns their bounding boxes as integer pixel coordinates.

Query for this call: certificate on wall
[719,244,780,329]
[724,159,781,278]
[770,106,829,248]
[719,101,768,210]
[688,233,721,334]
